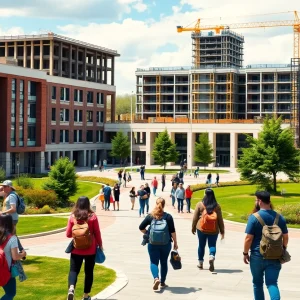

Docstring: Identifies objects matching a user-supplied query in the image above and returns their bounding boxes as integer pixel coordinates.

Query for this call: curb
[19,227,66,239]
[92,267,128,300]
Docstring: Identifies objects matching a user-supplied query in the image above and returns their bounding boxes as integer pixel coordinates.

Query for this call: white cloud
[0,26,24,36]
[133,1,148,13]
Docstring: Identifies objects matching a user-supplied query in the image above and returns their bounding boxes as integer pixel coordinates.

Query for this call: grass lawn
[13,178,101,202]
[0,256,116,300]
[116,168,229,174]
[18,216,68,236]
[191,183,300,227]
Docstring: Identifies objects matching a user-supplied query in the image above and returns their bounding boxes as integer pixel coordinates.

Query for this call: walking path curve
[22,168,300,300]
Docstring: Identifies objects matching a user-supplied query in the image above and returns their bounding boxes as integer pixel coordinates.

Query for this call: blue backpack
[103,186,111,198]
[10,193,26,215]
[149,213,170,245]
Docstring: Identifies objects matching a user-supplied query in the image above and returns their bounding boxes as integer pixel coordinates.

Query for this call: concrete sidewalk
[24,171,299,300]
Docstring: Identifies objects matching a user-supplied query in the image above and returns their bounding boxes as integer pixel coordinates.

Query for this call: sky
[0,0,299,94]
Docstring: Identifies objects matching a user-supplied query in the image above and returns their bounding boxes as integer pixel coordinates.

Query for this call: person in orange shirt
[185,185,193,213]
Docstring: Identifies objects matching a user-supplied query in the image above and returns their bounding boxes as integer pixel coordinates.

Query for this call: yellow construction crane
[177,11,300,67]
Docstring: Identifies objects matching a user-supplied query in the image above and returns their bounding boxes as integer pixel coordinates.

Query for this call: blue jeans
[139,199,146,216]
[104,196,110,210]
[153,187,157,196]
[1,277,16,300]
[197,229,218,261]
[186,198,191,212]
[250,253,282,300]
[145,198,149,213]
[171,196,176,207]
[177,198,183,212]
[147,242,172,284]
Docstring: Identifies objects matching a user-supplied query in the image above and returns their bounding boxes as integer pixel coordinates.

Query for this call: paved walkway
[23,169,299,300]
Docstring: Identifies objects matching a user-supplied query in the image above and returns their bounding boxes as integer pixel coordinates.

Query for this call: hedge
[77,176,117,187]
[277,204,300,224]
[190,180,251,192]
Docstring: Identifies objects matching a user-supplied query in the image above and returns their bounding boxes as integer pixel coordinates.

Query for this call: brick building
[0,33,119,176]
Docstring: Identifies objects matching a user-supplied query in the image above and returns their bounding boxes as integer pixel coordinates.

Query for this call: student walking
[175,183,185,213]
[103,184,112,211]
[113,183,120,211]
[139,198,178,290]
[151,177,158,196]
[243,191,289,300]
[215,173,220,187]
[117,170,123,186]
[192,189,225,271]
[144,183,151,214]
[170,184,176,209]
[66,196,103,300]
[129,187,137,210]
[123,171,127,188]
[185,185,193,213]
[161,174,166,192]
[137,185,147,217]
[206,173,212,187]
[0,214,27,300]
[140,166,145,180]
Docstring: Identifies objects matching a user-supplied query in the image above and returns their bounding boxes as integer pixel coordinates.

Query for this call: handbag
[95,247,106,264]
[280,249,291,264]
[170,250,182,270]
[11,264,19,278]
[65,240,75,253]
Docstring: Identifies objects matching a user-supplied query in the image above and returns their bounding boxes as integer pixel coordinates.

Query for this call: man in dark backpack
[243,191,289,300]
[0,180,24,252]
[103,184,112,211]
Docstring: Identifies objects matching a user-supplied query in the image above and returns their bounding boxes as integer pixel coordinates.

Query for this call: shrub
[190,180,251,192]
[0,166,6,182]
[19,189,57,208]
[277,204,300,224]
[25,205,51,215]
[17,174,34,189]
[77,176,117,187]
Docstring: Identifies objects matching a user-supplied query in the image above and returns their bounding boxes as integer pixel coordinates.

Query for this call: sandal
[153,278,160,291]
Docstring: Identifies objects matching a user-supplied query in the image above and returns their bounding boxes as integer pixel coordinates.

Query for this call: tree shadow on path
[158,286,202,295]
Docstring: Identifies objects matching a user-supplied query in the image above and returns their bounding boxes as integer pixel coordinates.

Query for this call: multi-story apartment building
[0,33,119,176]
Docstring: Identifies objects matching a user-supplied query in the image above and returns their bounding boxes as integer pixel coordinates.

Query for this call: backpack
[10,193,26,215]
[72,219,92,250]
[103,186,111,198]
[254,212,283,259]
[198,204,218,233]
[149,213,170,245]
[0,234,12,287]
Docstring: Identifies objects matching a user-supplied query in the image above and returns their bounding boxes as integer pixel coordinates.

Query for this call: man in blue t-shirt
[243,191,289,300]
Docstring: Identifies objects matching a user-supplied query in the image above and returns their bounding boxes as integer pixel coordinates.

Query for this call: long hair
[202,189,218,214]
[130,187,135,193]
[151,197,165,220]
[72,196,94,221]
[0,214,13,245]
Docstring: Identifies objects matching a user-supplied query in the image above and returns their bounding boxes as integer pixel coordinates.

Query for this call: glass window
[51,130,56,143]
[86,111,93,122]
[52,86,56,99]
[79,130,82,142]
[100,111,104,123]
[87,91,93,104]
[65,130,69,143]
[12,79,16,100]
[86,130,93,142]
[27,125,36,146]
[20,80,24,100]
[60,130,63,142]
[51,108,56,121]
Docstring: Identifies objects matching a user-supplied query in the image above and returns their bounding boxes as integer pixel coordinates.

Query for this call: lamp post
[16,161,20,185]
[130,91,133,172]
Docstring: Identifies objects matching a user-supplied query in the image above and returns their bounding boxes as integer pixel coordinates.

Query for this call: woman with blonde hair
[139,198,178,291]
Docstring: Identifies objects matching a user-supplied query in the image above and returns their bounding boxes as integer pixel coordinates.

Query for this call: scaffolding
[209,73,215,119]
[291,58,300,147]
[192,34,201,68]
[226,73,234,119]
[156,75,161,117]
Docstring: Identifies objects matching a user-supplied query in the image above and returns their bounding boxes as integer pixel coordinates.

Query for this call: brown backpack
[198,204,218,234]
[72,218,92,250]
[254,212,283,259]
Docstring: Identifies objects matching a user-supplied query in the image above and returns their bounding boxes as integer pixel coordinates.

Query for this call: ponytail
[151,197,165,219]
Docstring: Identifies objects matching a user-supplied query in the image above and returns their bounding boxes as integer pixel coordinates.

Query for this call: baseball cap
[0,180,16,191]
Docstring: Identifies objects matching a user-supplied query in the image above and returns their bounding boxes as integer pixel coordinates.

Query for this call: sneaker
[197,261,203,269]
[82,297,91,300]
[160,283,168,289]
[209,255,215,272]
[153,278,160,291]
[67,288,74,300]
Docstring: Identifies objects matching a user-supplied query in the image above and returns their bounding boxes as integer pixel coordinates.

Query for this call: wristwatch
[243,252,248,255]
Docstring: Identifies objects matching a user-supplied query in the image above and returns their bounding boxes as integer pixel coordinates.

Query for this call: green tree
[0,166,6,183]
[116,94,136,116]
[238,117,300,192]
[194,133,215,169]
[110,131,130,166]
[43,157,78,206]
[152,130,179,169]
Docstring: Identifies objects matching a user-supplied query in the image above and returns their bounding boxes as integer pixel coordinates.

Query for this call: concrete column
[58,42,63,77]
[83,48,87,81]
[187,131,195,170]
[0,152,11,177]
[146,132,154,166]
[4,42,8,57]
[253,131,259,139]
[30,41,34,69]
[39,40,43,70]
[104,54,107,84]
[35,152,45,173]
[94,52,97,82]
[47,151,51,167]
[208,132,216,168]
[99,53,103,83]
[83,150,87,167]
[14,42,17,59]
[230,132,237,168]
[69,44,72,78]
[111,56,115,85]
[23,42,27,67]
[93,150,97,166]
[75,47,79,80]
[49,40,54,76]
[70,151,73,163]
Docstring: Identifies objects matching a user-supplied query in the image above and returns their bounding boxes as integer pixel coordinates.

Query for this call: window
[74,110,83,122]
[74,89,83,103]
[73,130,83,142]
[87,91,94,104]
[27,125,36,146]
[65,130,69,143]
[28,103,36,120]
[19,126,24,146]
[59,130,69,143]
[28,81,37,101]
[97,93,104,105]
[51,130,56,143]
[60,130,63,143]
[11,79,16,100]
[20,80,24,100]
[86,130,93,142]
[86,111,93,122]
[97,130,104,142]
[60,109,69,122]
[96,111,104,123]
[60,87,70,101]
[52,86,56,99]
[51,108,56,121]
